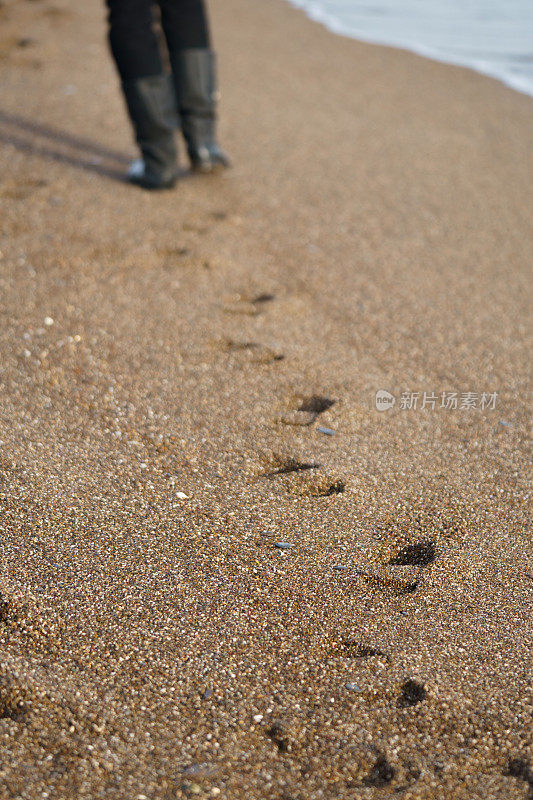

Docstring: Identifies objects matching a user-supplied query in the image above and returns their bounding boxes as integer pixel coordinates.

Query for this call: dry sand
[0,0,532,797]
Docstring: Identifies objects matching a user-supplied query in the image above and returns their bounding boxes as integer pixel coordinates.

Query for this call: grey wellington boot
[170,49,230,173]
[122,73,179,189]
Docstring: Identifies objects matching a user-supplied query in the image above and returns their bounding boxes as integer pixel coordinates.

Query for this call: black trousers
[106,0,211,82]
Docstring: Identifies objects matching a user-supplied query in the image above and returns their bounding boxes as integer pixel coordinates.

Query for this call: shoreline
[287,0,533,99]
[0,0,531,797]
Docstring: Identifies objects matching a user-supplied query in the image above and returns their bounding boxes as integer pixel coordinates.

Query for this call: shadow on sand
[0,109,133,182]
[0,109,191,185]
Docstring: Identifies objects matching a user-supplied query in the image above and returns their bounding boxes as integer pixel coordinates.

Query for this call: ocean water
[288,0,533,98]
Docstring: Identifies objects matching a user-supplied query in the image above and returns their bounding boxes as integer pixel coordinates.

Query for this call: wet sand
[0,0,532,798]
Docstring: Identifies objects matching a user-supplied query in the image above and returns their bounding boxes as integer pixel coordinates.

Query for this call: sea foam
[288,0,533,98]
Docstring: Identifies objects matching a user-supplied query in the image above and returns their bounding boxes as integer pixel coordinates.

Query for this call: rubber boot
[121,73,179,189]
[170,49,230,173]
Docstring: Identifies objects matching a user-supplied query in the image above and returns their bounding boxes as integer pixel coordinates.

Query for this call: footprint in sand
[354,568,420,597]
[181,210,227,234]
[181,209,235,235]
[505,758,533,796]
[286,472,345,497]
[0,693,26,722]
[41,7,73,21]
[0,35,37,58]
[258,454,320,478]
[265,721,290,753]
[157,246,213,272]
[340,640,390,662]
[222,292,275,316]
[363,755,395,788]
[158,245,191,259]
[218,338,284,365]
[363,503,465,585]
[0,670,29,723]
[0,178,48,200]
[388,540,436,567]
[398,679,427,708]
[349,531,441,597]
[210,210,228,221]
[255,453,345,497]
[16,38,36,48]
[280,394,335,427]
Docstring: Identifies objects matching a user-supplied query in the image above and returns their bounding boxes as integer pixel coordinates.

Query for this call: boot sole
[128,176,177,191]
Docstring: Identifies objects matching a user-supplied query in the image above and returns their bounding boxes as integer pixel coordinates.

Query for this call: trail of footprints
[183,256,462,602]
[0,54,524,792]
[216,283,284,364]
[216,275,345,493]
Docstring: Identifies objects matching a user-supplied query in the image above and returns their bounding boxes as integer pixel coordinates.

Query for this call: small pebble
[189,784,202,796]
[317,426,335,435]
[44,317,54,326]
[345,682,361,692]
[253,714,263,723]
[333,564,349,571]
[176,491,189,499]
[274,542,294,550]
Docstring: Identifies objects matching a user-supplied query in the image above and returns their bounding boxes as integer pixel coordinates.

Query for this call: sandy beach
[0,0,532,797]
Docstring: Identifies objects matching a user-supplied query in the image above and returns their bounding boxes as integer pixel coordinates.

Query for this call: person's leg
[159,0,230,172]
[159,0,211,52]
[106,0,179,189]
[107,0,162,81]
